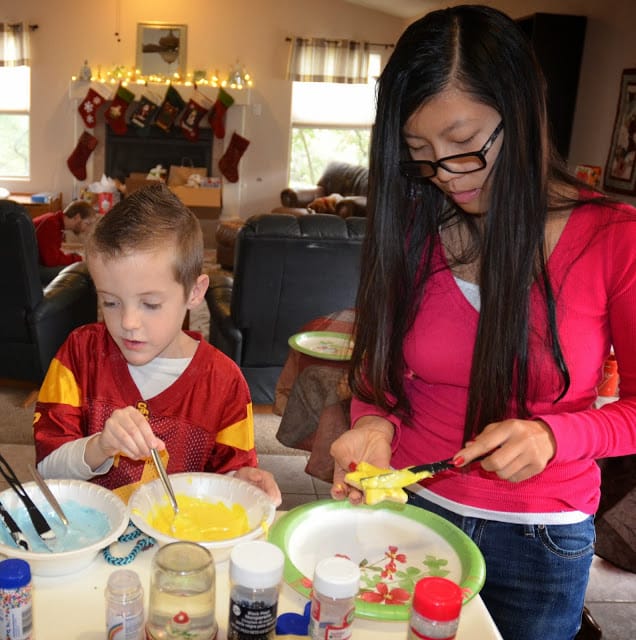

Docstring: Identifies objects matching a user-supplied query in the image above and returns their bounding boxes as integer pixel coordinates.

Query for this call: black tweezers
[0,452,54,540]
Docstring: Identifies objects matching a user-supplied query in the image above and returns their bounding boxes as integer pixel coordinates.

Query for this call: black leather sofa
[0,200,97,384]
[277,162,369,219]
[206,213,365,403]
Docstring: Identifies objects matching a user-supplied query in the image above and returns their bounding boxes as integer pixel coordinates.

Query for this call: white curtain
[287,38,369,84]
[0,22,31,67]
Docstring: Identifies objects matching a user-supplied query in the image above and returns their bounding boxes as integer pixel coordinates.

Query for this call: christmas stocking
[130,95,159,137]
[105,84,135,135]
[208,88,235,139]
[218,132,250,183]
[77,87,107,128]
[179,91,212,141]
[155,85,185,133]
[67,131,98,181]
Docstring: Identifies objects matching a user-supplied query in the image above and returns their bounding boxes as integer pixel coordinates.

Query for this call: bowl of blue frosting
[0,479,128,576]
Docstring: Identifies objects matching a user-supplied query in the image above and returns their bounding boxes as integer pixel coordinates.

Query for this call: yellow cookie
[344,461,433,505]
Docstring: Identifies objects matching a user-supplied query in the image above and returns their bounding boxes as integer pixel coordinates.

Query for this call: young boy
[33,183,281,506]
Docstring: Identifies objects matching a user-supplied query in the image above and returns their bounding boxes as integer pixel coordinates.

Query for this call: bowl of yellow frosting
[129,472,276,562]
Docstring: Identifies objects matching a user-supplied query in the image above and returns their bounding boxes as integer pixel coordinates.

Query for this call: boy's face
[89,245,208,365]
[66,213,94,234]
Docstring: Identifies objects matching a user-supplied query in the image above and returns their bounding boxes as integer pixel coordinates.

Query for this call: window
[0,65,30,178]
[289,53,380,186]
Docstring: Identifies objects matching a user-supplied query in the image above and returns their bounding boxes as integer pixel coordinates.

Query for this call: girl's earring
[407,181,422,200]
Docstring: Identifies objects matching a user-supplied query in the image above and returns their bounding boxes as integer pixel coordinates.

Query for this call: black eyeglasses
[400,121,504,179]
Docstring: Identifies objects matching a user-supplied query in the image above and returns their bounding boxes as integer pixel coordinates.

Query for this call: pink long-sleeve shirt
[351,199,636,515]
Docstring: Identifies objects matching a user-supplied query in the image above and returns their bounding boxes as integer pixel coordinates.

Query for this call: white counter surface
[32,538,502,639]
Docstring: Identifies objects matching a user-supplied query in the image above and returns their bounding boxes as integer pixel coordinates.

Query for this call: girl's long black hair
[350,5,600,441]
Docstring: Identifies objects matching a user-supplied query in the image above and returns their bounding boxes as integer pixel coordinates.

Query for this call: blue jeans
[407,492,595,640]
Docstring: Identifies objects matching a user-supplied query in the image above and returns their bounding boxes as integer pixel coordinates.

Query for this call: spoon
[150,448,179,515]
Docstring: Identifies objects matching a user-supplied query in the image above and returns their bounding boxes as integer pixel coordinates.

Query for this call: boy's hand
[85,406,165,471]
[234,466,282,507]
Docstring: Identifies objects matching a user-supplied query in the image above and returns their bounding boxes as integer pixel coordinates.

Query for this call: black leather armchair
[206,213,365,403]
[0,200,97,384]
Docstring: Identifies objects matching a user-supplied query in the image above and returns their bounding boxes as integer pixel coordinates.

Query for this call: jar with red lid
[407,576,463,640]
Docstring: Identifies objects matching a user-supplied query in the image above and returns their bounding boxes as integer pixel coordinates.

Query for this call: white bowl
[0,479,128,577]
[129,472,276,563]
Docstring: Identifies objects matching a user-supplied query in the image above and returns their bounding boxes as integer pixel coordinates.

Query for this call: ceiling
[344,0,440,19]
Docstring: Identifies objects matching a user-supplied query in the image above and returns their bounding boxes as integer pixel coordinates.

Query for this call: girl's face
[90,245,208,365]
[403,87,504,215]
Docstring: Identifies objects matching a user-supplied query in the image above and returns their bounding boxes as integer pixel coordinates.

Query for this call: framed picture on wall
[136,22,187,79]
[604,68,636,195]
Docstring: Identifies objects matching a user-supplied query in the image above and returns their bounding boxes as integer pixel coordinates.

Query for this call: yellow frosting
[147,494,250,541]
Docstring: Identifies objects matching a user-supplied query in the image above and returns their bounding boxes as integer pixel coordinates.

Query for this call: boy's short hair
[85,183,204,294]
[63,200,95,219]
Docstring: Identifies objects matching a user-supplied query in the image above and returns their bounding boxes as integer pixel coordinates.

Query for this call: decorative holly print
[290,545,470,609]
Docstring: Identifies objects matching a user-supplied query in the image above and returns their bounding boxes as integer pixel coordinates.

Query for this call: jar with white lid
[308,556,360,640]
[228,540,285,640]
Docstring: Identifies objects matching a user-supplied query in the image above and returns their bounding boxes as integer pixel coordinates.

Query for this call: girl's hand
[85,406,164,470]
[453,418,556,483]
[234,466,282,507]
[330,416,394,505]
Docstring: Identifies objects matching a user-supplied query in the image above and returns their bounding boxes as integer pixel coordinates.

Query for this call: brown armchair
[276,161,368,218]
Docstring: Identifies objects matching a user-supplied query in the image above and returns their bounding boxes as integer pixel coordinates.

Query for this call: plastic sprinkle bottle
[0,558,33,640]
[228,541,284,640]
[308,556,360,640]
[105,569,145,640]
[407,577,463,639]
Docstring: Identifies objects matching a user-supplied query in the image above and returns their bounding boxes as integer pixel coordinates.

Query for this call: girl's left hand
[235,466,282,507]
[453,419,556,483]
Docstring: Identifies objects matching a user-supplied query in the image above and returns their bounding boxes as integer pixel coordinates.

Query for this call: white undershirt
[454,276,480,311]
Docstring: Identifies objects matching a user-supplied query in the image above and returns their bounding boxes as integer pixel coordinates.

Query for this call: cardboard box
[169,185,222,209]
[125,173,161,195]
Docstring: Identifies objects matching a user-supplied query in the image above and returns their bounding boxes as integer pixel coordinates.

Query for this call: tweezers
[0,452,55,541]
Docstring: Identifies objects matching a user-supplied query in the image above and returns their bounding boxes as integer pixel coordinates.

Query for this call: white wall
[2,0,635,212]
[0,0,404,217]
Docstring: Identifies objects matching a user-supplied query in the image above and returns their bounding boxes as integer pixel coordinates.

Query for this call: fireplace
[105,126,213,181]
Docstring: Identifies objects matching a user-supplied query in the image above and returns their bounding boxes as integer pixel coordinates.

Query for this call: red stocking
[207,88,235,139]
[179,91,211,141]
[218,132,250,183]
[105,84,135,135]
[77,87,106,128]
[67,131,98,181]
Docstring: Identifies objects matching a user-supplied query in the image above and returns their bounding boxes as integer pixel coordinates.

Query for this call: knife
[355,455,489,490]
[0,453,56,543]
[0,499,29,551]
[28,464,69,527]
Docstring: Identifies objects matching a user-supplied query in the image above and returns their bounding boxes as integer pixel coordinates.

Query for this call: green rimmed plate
[269,499,485,621]
[288,331,353,361]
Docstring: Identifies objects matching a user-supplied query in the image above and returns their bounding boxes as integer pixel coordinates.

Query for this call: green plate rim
[269,499,486,621]
[287,331,353,361]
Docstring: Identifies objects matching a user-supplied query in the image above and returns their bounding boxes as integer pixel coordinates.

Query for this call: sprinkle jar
[0,558,32,640]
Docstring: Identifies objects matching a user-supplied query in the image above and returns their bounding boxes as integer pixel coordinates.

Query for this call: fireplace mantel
[68,80,251,106]
[68,81,250,218]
